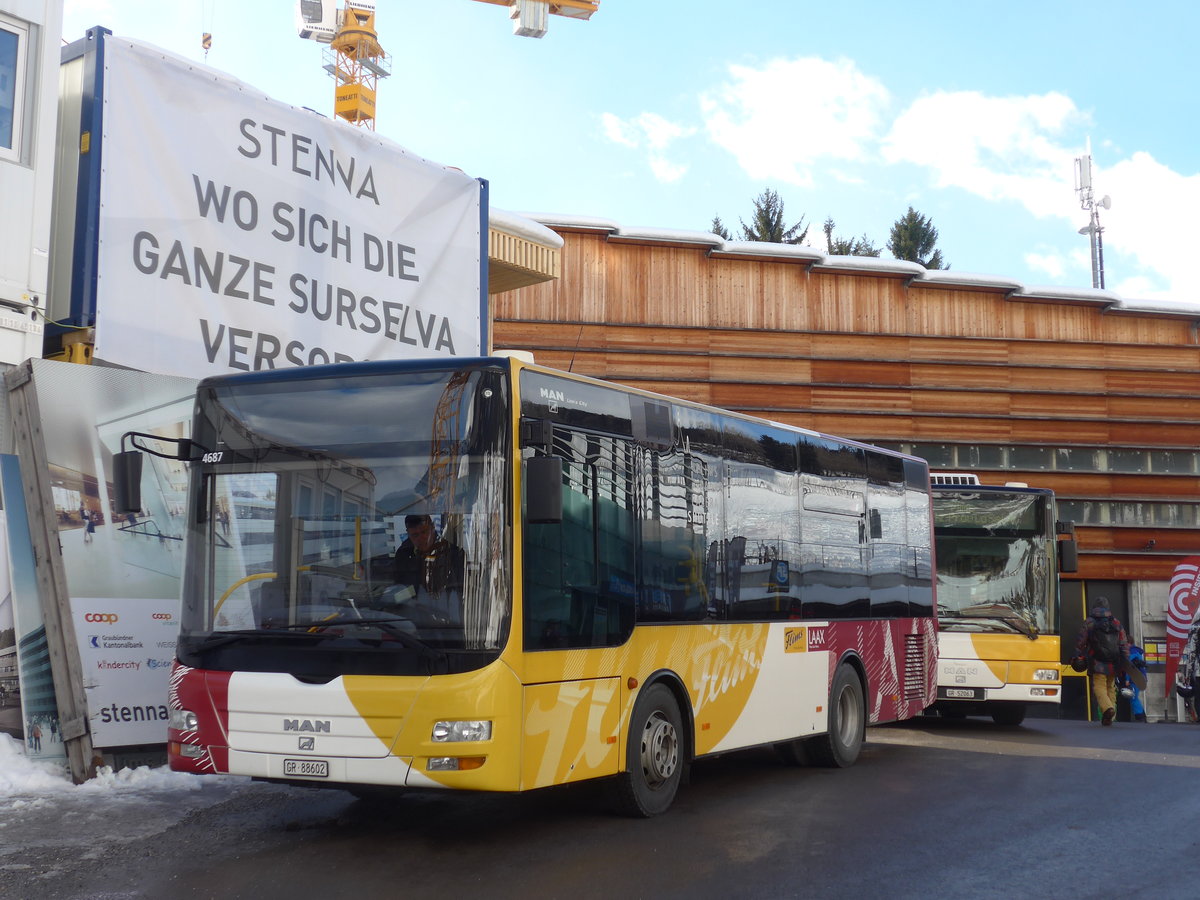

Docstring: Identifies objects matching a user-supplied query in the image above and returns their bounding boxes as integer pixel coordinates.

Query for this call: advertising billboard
[59,33,485,379]
[23,360,198,747]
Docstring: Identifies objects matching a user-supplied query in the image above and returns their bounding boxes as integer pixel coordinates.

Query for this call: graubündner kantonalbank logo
[89,634,145,650]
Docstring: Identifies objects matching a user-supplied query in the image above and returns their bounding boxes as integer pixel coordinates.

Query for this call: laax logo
[283,719,331,733]
[85,612,119,624]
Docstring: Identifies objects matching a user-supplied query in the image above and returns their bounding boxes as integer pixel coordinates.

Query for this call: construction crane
[470,0,600,38]
[296,1,391,130]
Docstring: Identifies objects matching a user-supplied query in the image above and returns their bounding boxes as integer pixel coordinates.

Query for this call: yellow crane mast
[296,1,391,130]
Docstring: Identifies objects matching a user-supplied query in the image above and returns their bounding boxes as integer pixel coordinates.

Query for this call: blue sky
[62,1,1198,302]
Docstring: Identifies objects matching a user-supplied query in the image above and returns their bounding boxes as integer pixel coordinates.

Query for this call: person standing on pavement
[1072,597,1130,726]
[1119,643,1150,722]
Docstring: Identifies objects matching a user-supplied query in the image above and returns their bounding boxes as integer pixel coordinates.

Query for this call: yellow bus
[930,474,1077,726]
[131,357,938,815]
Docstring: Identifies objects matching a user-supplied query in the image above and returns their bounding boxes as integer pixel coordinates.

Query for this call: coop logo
[85,612,119,624]
[283,719,331,733]
[152,613,173,621]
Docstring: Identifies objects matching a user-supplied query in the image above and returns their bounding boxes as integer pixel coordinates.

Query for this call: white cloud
[599,112,695,183]
[1025,250,1067,279]
[601,113,640,148]
[882,90,1084,218]
[699,57,889,187]
[1098,151,1200,301]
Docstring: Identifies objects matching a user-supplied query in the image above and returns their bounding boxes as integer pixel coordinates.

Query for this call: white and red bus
[930,474,1077,726]
[121,356,937,815]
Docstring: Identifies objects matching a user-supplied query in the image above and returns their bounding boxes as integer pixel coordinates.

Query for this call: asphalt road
[4,716,1197,900]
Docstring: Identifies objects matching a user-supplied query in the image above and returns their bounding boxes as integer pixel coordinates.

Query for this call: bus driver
[392,514,465,622]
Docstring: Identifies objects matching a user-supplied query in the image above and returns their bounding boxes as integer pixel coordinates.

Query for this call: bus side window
[523,436,636,650]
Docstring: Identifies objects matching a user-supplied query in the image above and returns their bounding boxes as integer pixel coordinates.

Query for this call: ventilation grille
[904,634,927,699]
[930,472,980,485]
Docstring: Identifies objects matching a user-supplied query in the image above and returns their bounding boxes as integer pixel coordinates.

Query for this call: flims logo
[85,612,119,624]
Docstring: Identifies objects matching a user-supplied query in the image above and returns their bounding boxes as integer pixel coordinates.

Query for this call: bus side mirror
[525,456,563,524]
[1058,538,1078,574]
[112,450,144,515]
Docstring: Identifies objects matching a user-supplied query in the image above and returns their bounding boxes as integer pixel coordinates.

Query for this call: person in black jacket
[1072,597,1130,726]
[392,514,465,622]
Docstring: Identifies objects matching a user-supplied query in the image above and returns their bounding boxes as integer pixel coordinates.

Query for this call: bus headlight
[1033,669,1059,681]
[169,709,198,731]
[432,720,492,742]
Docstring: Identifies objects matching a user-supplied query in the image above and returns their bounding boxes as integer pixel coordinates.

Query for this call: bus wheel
[809,664,865,768]
[990,702,1026,727]
[610,684,685,817]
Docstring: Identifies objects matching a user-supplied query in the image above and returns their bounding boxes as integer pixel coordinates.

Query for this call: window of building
[0,14,28,162]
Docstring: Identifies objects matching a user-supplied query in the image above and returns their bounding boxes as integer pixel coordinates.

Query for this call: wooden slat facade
[492,227,1200,585]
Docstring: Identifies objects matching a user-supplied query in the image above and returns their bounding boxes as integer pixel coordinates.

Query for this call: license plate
[284,758,329,778]
[941,687,982,700]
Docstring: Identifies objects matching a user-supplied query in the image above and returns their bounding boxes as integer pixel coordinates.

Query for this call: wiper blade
[938,614,1038,639]
[188,628,326,651]
[278,612,449,672]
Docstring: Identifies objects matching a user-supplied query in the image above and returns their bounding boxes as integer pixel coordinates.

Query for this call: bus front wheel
[990,702,1026,727]
[808,664,865,768]
[610,683,685,817]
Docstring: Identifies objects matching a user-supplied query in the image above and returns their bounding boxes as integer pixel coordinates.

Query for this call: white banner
[95,38,483,379]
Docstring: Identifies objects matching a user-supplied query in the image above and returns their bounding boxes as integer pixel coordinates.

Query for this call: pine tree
[710,216,732,240]
[823,217,882,257]
[739,188,808,244]
[887,206,947,268]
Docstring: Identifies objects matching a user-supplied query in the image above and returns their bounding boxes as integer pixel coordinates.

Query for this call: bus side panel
[704,624,829,754]
[521,678,622,789]
[818,618,938,725]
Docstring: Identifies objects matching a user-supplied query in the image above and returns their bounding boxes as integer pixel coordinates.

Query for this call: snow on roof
[1011,284,1121,305]
[708,241,825,262]
[1106,296,1200,317]
[518,215,1197,314]
[912,270,1025,292]
[611,225,725,246]
[519,212,620,233]
[488,208,564,249]
[812,255,926,277]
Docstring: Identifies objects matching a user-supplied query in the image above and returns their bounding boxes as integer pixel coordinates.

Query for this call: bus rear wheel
[610,684,685,817]
[808,664,865,768]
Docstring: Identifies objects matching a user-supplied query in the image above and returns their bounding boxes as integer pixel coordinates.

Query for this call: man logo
[299,737,315,751]
[283,719,331,733]
[85,612,119,624]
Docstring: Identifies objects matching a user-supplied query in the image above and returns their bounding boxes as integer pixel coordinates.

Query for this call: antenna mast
[1074,142,1111,290]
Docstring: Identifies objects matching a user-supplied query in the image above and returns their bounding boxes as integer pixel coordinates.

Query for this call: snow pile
[0,733,239,806]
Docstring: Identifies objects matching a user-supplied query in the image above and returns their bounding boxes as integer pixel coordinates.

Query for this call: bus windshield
[178,364,512,676]
[933,491,1052,635]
